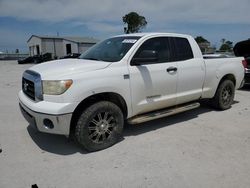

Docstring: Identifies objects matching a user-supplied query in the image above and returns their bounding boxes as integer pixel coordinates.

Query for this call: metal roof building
[27,35,99,58]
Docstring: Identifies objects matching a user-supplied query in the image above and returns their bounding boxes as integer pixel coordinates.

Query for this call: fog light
[43,119,54,129]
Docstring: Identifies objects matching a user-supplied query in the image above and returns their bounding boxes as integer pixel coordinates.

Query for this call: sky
[0,0,250,53]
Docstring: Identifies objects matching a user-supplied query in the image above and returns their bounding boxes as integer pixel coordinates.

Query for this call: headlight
[42,80,73,95]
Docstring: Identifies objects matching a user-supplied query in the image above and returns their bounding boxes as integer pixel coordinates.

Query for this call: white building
[27,35,99,58]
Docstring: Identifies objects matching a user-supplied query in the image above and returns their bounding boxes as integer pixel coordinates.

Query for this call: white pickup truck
[19,33,245,151]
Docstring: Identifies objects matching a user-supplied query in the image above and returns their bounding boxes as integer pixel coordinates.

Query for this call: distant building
[27,35,99,58]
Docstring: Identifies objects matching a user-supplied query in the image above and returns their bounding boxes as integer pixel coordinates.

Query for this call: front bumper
[19,91,75,135]
[19,102,72,135]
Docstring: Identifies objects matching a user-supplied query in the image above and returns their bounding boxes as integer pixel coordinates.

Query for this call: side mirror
[131,50,158,65]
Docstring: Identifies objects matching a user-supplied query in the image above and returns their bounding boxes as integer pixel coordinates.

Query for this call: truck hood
[233,40,250,57]
[29,59,111,79]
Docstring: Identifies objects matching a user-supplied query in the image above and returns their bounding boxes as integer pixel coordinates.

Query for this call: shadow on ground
[27,103,235,155]
[123,105,213,136]
[240,85,250,91]
[27,126,87,155]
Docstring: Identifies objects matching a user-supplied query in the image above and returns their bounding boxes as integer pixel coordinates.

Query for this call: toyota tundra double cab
[19,33,245,151]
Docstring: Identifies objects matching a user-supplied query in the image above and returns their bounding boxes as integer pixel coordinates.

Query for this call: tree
[123,12,147,34]
[15,49,19,54]
[221,38,226,44]
[195,36,209,43]
[195,36,211,53]
[219,39,233,52]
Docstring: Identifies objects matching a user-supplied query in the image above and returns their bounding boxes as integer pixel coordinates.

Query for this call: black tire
[75,101,124,151]
[211,79,235,110]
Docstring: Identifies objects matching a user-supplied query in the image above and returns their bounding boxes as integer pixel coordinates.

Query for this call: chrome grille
[22,70,43,101]
[22,77,35,100]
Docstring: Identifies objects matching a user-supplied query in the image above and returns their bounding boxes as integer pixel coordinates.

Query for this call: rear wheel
[211,80,235,110]
[75,101,124,151]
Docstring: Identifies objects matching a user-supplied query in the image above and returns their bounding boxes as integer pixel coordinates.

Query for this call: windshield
[79,36,141,62]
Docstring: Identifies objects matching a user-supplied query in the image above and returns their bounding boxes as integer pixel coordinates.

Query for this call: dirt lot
[0,60,250,188]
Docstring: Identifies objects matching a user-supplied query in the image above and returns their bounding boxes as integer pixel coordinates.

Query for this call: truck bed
[202,57,244,98]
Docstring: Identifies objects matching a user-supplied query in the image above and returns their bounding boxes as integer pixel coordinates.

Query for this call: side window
[173,37,194,61]
[133,37,172,64]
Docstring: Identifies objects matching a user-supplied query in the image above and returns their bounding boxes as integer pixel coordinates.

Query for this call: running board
[128,102,200,124]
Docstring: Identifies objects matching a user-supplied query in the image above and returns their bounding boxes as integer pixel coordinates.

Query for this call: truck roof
[114,32,192,39]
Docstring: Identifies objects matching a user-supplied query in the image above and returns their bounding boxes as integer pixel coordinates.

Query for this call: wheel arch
[69,92,128,136]
[218,74,236,88]
[210,74,236,110]
[212,73,236,98]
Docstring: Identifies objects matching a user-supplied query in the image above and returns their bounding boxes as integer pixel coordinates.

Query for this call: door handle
[167,67,177,73]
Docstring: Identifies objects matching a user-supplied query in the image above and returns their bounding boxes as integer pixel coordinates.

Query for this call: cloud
[70,21,123,33]
[0,28,29,51]
[0,0,249,28]
[84,22,123,33]
[0,0,249,46]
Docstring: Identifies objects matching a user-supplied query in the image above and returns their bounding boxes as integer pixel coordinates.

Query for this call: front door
[128,37,178,115]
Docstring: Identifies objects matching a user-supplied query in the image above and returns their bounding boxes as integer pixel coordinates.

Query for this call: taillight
[242,59,247,69]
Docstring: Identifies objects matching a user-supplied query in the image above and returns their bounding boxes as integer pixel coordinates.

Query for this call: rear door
[128,37,178,115]
[171,37,205,105]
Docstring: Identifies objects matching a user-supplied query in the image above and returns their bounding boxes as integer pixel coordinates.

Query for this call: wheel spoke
[107,116,114,123]
[89,131,98,139]
[95,133,102,142]
[88,126,96,131]
[91,119,99,126]
[98,113,102,121]
[108,123,115,128]
[102,133,107,140]
[106,128,112,135]
[103,112,109,121]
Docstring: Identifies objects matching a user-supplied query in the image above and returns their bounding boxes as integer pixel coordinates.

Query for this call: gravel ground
[0,60,250,188]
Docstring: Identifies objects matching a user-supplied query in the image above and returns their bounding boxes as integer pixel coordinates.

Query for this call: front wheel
[75,101,124,152]
[211,79,235,110]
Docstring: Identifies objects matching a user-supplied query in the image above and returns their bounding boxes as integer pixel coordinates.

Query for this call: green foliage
[123,12,147,34]
[195,36,209,43]
[195,36,211,53]
[219,40,233,52]
[221,38,226,44]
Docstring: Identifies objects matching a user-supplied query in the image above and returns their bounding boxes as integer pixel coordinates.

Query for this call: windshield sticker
[122,39,138,44]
